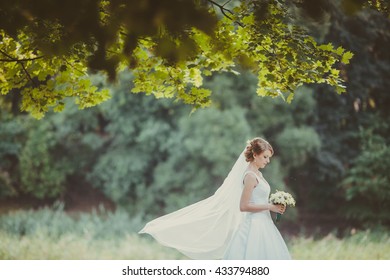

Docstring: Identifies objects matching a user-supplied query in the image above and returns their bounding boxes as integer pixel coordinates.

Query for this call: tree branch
[207,0,244,27]
[63,58,86,76]
[20,61,38,87]
[0,56,45,62]
[0,49,38,87]
[0,50,44,62]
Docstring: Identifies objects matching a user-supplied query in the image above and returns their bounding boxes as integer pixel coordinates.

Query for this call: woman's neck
[248,163,260,173]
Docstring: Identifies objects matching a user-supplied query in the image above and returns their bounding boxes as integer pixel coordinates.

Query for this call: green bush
[276,126,321,169]
[341,131,390,226]
[19,123,72,198]
[0,204,142,239]
[0,112,27,197]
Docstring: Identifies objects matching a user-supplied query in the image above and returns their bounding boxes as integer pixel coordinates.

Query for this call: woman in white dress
[139,137,291,260]
[223,137,291,259]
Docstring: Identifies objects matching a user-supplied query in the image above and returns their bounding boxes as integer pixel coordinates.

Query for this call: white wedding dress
[139,150,291,260]
[223,171,291,259]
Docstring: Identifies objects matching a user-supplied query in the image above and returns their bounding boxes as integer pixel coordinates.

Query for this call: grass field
[1,230,389,260]
[0,208,389,260]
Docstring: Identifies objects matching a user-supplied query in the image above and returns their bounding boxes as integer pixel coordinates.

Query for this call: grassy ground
[289,230,390,259]
[1,230,389,260]
[0,231,185,260]
[0,209,389,260]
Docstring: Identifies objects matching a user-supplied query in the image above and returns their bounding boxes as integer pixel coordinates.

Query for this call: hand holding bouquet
[269,190,296,222]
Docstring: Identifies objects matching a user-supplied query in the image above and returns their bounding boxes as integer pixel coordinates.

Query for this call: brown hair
[244,137,274,162]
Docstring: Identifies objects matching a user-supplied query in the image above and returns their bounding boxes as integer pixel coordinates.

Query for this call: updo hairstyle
[244,137,274,162]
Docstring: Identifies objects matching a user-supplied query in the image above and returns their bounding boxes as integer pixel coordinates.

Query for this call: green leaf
[341,51,354,64]
[286,92,295,104]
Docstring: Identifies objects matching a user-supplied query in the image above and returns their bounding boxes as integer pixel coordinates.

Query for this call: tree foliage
[295,5,390,227]
[0,111,25,197]
[341,128,390,225]
[0,0,370,118]
[1,0,390,230]
[0,71,313,223]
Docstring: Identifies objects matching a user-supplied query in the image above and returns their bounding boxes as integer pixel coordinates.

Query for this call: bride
[139,137,291,260]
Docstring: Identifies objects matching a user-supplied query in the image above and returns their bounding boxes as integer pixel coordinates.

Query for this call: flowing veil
[139,149,249,259]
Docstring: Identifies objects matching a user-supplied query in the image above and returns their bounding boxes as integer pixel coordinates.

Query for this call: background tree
[292,4,390,229]
[0,0,362,118]
[1,0,390,233]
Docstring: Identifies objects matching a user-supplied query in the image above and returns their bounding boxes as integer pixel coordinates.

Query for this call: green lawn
[1,230,389,260]
[0,209,389,260]
[289,231,390,259]
[0,231,185,260]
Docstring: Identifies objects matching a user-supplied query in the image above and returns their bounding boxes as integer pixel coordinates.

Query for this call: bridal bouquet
[269,190,296,222]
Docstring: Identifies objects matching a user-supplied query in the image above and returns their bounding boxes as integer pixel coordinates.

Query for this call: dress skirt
[223,210,291,260]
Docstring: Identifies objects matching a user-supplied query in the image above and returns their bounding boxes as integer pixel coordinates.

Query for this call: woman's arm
[239,174,285,214]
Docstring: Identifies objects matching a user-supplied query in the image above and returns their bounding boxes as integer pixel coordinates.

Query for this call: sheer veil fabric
[138,150,249,259]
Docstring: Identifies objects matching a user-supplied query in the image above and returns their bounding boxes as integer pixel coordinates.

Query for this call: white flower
[269,190,296,207]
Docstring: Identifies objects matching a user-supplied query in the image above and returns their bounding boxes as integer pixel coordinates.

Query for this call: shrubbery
[0,203,143,239]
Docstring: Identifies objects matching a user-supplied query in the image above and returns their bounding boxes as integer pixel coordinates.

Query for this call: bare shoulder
[243,172,258,189]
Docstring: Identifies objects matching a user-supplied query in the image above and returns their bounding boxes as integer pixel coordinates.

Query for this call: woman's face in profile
[256,149,272,169]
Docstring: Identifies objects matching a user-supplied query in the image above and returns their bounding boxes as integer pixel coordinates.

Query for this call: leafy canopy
[1,0,386,118]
